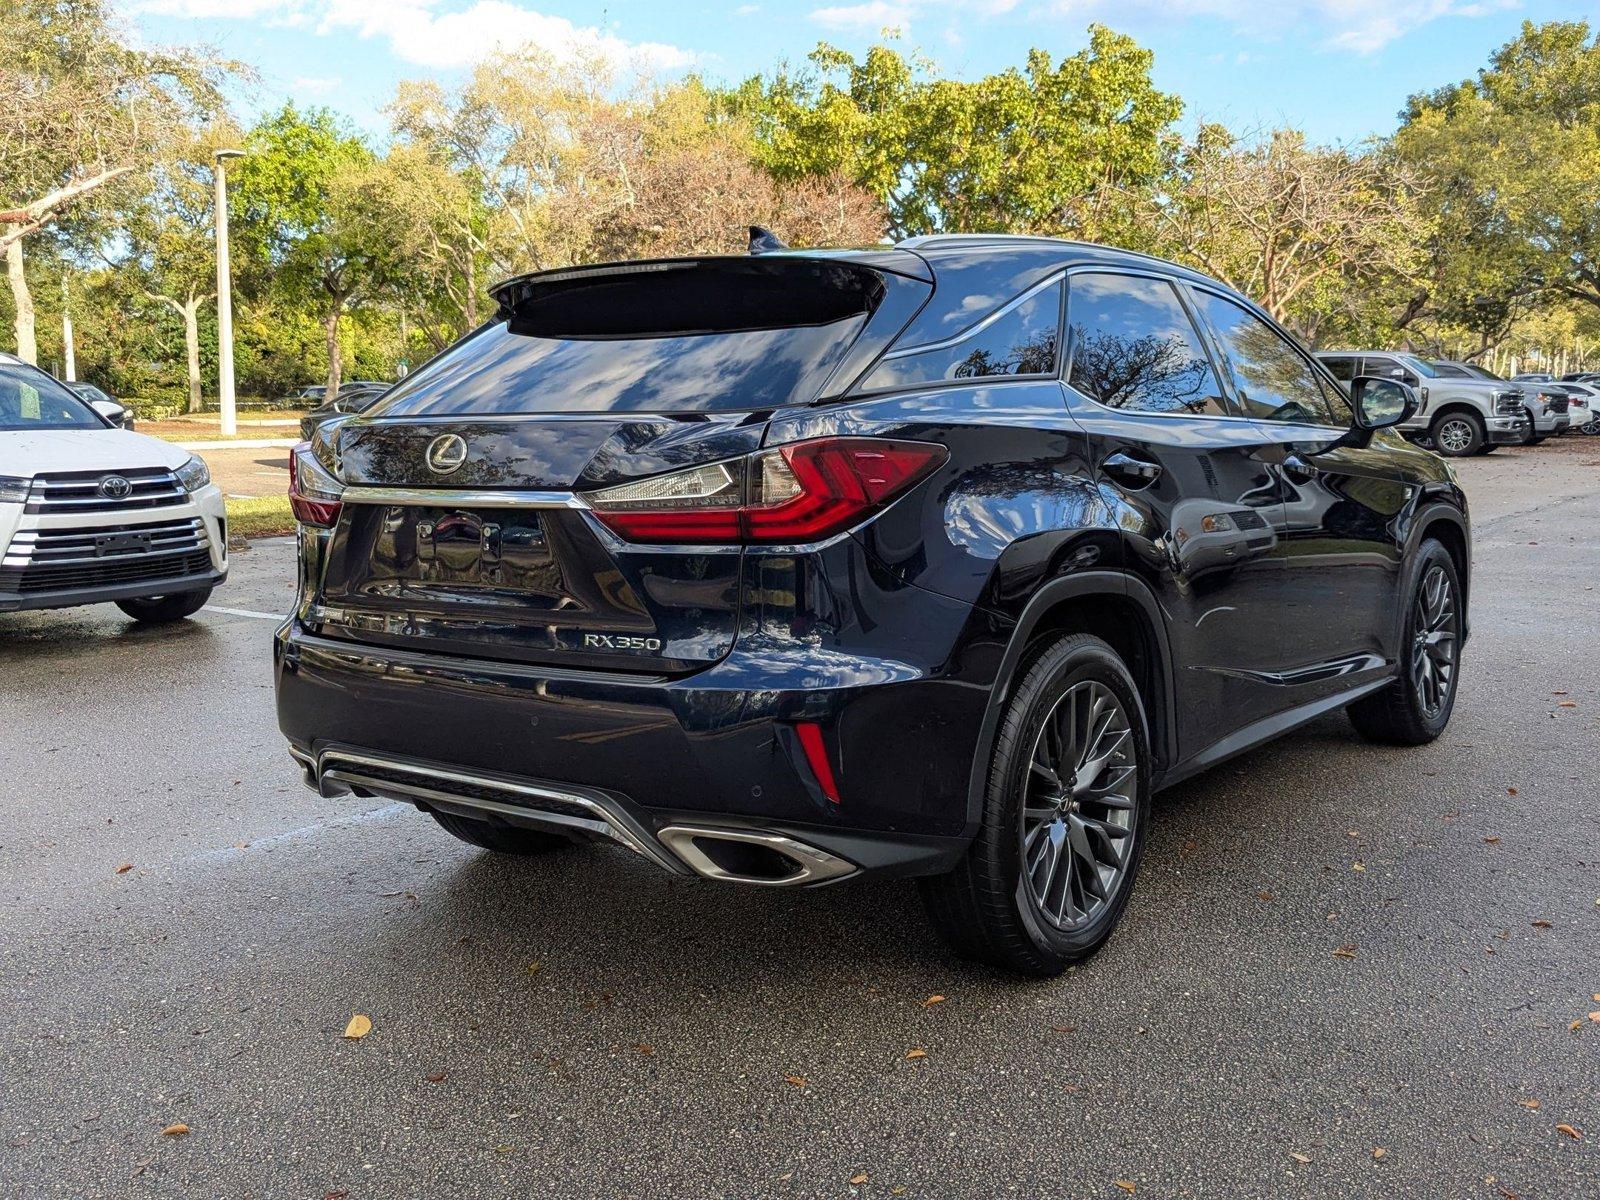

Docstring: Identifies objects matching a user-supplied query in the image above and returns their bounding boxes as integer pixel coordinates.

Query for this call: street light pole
[214,149,245,437]
[61,277,75,382]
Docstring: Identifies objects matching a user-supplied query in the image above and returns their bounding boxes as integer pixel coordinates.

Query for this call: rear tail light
[288,442,344,528]
[584,437,947,544]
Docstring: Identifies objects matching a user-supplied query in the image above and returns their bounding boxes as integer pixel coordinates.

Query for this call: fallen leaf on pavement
[1352,861,1366,871]
[1483,836,1501,844]
[1519,1099,1541,1109]
[633,1043,654,1056]
[1555,1123,1582,1140]
[1531,920,1552,929]
[1570,1020,1583,1032]
[115,863,133,874]
[1332,944,1358,959]
[1257,890,1274,902]
[1558,701,1578,708]
[526,962,540,974]
[783,1075,806,1088]
[1372,1147,1387,1159]
[923,994,946,1007]
[1588,1012,1600,1023]
[849,1173,868,1185]
[905,1048,926,1059]
[1114,1181,1137,1194]
[1050,1024,1077,1034]
[424,1070,446,1084]
[1289,1151,1311,1164]
[342,1014,372,1040]
[160,1123,189,1137]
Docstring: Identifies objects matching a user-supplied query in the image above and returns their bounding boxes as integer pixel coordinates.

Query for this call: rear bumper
[274,624,980,881]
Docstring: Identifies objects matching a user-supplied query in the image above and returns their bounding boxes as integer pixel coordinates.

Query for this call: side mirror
[1350,375,1417,432]
[90,398,128,428]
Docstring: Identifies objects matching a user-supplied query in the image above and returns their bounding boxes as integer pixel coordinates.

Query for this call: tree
[0,0,227,361]
[230,107,399,399]
[1396,21,1600,331]
[1135,126,1431,339]
[390,57,883,287]
[725,25,1181,240]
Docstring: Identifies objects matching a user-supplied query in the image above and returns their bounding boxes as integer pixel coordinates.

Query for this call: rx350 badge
[581,634,663,652]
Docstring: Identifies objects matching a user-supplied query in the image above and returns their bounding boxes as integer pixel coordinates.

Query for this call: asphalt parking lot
[3,442,1597,1199]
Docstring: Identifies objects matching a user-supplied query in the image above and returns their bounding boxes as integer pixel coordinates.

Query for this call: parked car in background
[1317,350,1530,454]
[1548,382,1598,432]
[299,383,391,440]
[1559,371,1600,385]
[278,235,1470,975]
[1,351,226,622]
[64,381,134,430]
[1431,360,1569,444]
[275,384,326,409]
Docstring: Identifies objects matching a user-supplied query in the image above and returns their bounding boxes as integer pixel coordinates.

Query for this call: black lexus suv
[276,235,1469,975]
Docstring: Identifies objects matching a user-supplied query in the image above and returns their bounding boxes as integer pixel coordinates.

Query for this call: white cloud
[132,0,694,72]
[1049,0,1515,52]
[291,75,343,95]
[735,3,761,12]
[809,1,914,31]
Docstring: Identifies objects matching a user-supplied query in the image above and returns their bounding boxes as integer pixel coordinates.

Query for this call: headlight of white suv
[0,475,30,504]
[175,454,210,492]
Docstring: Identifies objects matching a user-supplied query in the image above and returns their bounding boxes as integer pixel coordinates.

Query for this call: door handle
[1102,450,1163,488]
[1282,454,1318,483]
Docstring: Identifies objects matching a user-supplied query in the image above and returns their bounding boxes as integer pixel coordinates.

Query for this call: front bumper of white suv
[0,468,227,613]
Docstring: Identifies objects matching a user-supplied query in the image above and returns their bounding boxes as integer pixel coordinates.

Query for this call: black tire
[430,809,572,854]
[114,586,212,624]
[1526,436,1547,446]
[920,633,1152,976]
[1347,541,1462,746]
[1429,411,1484,457]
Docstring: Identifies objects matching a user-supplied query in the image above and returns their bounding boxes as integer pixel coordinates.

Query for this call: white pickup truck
[1315,351,1534,456]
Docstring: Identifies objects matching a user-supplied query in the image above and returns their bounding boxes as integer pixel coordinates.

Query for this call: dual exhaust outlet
[295,747,856,888]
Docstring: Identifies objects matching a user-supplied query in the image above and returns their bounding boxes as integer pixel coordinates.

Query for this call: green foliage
[726,25,1181,239]
[1396,19,1600,343]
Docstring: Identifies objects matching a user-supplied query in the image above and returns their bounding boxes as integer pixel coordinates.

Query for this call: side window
[1196,294,1351,426]
[1364,356,1417,386]
[1065,273,1227,416]
[1321,356,1355,382]
[862,280,1061,390]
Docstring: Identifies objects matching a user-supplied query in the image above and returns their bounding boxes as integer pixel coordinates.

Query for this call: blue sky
[128,0,1592,145]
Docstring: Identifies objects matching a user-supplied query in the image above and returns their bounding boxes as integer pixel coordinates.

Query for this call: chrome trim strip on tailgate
[339,487,586,509]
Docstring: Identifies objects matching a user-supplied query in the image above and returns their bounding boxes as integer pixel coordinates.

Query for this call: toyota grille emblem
[425,434,468,476]
[98,475,133,500]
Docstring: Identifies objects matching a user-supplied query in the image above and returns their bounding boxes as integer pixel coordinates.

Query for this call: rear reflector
[585,437,946,545]
[794,721,841,804]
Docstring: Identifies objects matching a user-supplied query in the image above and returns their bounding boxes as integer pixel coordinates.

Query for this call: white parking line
[204,604,285,621]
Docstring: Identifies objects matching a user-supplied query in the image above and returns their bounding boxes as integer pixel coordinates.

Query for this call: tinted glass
[378,314,867,416]
[1321,356,1356,381]
[0,364,102,431]
[1065,273,1226,416]
[863,280,1061,390]
[1197,294,1350,426]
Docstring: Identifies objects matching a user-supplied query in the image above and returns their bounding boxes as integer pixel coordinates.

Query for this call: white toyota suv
[1,352,227,622]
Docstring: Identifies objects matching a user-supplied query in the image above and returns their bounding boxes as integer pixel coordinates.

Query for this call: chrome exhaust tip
[656,826,857,887]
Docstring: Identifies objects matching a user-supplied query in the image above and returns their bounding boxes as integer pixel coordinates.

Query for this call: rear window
[376,259,882,416]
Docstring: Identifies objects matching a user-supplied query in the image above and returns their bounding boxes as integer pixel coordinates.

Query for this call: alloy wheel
[1436,418,1474,454]
[1020,681,1138,929]
[1410,564,1458,717]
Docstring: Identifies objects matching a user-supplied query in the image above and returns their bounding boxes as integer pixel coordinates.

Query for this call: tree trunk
[6,239,37,365]
[324,301,343,401]
[464,250,479,328]
[183,298,203,414]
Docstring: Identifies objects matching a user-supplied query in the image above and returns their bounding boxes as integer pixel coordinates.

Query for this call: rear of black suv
[277,251,991,884]
[277,237,1469,974]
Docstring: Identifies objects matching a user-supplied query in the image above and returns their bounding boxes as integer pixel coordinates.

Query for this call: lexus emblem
[424,434,467,476]
[98,474,133,500]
